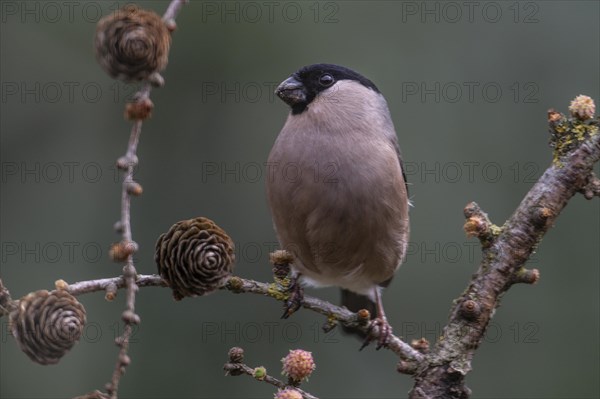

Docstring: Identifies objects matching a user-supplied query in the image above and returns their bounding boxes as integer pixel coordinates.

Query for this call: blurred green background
[1,1,599,398]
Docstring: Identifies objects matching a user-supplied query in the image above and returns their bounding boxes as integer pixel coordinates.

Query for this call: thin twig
[106,103,144,399]
[224,362,319,399]
[163,0,187,22]
[105,2,186,397]
[67,274,166,296]
[107,113,147,397]
[225,276,424,363]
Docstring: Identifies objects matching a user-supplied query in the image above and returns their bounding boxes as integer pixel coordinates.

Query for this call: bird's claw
[281,276,304,319]
[360,316,392,350]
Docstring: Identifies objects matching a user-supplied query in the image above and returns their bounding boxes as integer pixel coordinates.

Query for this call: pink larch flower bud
[274,388,303,399]
[281,349,315,382]
[569,95,595,120]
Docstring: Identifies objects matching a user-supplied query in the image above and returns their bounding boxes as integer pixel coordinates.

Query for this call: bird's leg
[373,288,392,349]
[281,273,304,319]
[360,288,392,350]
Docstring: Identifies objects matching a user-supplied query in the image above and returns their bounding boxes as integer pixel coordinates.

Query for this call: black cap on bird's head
[275,64,380,114]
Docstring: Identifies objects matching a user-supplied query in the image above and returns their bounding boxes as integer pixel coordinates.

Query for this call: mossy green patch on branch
[267,283,289,301]
[550,118,598,166]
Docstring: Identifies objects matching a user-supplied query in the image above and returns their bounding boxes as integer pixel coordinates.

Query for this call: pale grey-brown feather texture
[267,80,409,298]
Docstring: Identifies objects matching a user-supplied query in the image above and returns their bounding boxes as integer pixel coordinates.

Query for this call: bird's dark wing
[340,289,376,339]
[392,137,409,197]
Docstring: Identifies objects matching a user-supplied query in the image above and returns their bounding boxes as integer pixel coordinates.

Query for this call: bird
[266,63,410,348]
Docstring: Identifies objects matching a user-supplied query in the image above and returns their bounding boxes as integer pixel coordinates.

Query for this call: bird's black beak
[275,76,306,107]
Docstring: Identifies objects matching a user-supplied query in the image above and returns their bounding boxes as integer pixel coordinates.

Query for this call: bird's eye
[319,74,334,87]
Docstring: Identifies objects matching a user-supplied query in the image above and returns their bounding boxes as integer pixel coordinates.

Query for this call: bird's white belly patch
[295,262,375,297]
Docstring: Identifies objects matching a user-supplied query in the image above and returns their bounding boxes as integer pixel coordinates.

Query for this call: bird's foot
[281,275,304,319]
[360,316,392,351]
